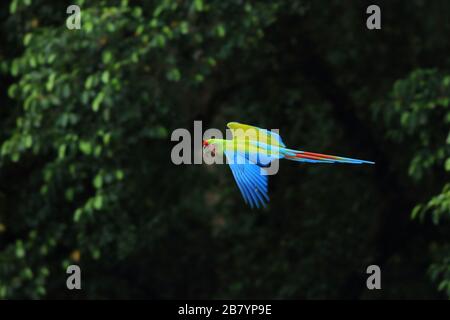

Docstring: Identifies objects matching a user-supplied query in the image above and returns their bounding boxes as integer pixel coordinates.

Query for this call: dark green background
[0,0,449,299]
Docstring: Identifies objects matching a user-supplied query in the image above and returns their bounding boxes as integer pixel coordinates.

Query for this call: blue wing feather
[236,169,259,208]
[224,151,269,208]
[238,169,266,207]
[228,166,250,206]
[232,167,255,208]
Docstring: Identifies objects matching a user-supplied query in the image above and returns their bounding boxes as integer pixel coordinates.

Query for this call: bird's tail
[280,147,375,164]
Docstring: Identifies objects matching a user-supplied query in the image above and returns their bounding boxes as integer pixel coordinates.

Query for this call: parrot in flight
[202,122,374,209]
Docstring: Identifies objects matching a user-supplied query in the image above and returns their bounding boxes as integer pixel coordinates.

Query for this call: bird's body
[206,139,280,166]
[203,122,374,208]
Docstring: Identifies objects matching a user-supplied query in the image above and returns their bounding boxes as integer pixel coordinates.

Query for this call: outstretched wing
[227,122,286,148]
[224,151,269,208]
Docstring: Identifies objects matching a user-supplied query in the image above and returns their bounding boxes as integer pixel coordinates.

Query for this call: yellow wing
[227,122,286,147]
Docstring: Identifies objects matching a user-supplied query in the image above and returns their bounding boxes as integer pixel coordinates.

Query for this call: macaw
[202,122,374,209]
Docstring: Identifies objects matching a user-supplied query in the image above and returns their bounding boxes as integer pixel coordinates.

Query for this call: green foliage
[0,0,305,299]
[383,69,450,296]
